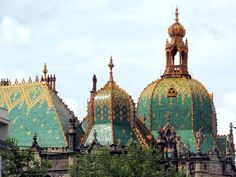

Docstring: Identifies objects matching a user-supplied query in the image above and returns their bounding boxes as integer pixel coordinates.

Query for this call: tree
[70,140,185,177]
[1,138,51,177]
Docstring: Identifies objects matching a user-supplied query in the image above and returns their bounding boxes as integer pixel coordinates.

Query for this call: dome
[84,57,136,146]
[137,77,215,153]
[168,22,186,38]
[94,80,134,125]
[168,7,186,38]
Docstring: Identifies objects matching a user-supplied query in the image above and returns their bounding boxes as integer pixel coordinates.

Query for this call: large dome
[136,8,218,153]
[137,77,215,152]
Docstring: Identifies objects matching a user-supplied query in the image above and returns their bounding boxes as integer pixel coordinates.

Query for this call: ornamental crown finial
[43,63,48,80]
[108,56,114,81]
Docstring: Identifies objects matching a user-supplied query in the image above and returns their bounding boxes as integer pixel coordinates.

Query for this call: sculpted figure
[196,128,204,150]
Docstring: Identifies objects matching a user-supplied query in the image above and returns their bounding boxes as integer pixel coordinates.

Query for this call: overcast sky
[0,0,236,139]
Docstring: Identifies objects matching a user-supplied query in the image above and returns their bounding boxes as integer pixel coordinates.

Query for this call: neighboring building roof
[0,80,77,148]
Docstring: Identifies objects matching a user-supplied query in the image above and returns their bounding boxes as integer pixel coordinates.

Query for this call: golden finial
[15,79,18,85]
[108,56,114,81]
[175,7,179,22]
[43,63,48,80]
[28,77,32,83]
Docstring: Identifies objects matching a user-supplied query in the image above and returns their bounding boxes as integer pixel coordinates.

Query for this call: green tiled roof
[84,81,135,146]
[137,77,216,153]
[0,82,76,147]
[81,117,88,131]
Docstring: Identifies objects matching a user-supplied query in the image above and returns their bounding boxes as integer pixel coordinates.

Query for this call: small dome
[168,22,186,38]
[85,57,136,146]
[168,7,186,38]
[94,81,133,123]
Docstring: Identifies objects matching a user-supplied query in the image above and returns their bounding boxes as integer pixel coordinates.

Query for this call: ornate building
[0,65,84,176]
[0,8,235,177]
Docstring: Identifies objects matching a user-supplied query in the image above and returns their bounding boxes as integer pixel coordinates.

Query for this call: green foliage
[1,138,51,177]
[70,141,186,177]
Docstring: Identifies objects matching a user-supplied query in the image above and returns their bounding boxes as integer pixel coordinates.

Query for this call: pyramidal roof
[0,65,81,148]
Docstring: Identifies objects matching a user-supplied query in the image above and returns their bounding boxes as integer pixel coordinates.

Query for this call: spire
[90,74,97,96]
[108,56,114,81]
[229,122,236,135]
[175,7,179,22]
[43,63,48,80]
[168,8,185,38]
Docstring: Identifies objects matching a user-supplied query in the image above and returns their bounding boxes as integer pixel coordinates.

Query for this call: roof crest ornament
[108,56,114,82]
[43,63,48,80]
[175,7,179,22]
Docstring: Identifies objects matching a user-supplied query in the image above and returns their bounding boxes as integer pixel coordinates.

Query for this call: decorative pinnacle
[230,122,235,135]
[175,7,179,22]
[92,74,97,92]
[43,63,48,80]
[108,56,114,81]
[33,132,37,141]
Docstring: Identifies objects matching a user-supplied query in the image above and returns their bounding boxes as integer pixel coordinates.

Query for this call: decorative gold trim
[46,85,68,147]
[0,82,54,111]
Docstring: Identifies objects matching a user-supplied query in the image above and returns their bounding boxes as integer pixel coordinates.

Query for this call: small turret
[30,133,42,154]
[68,116,77,150]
